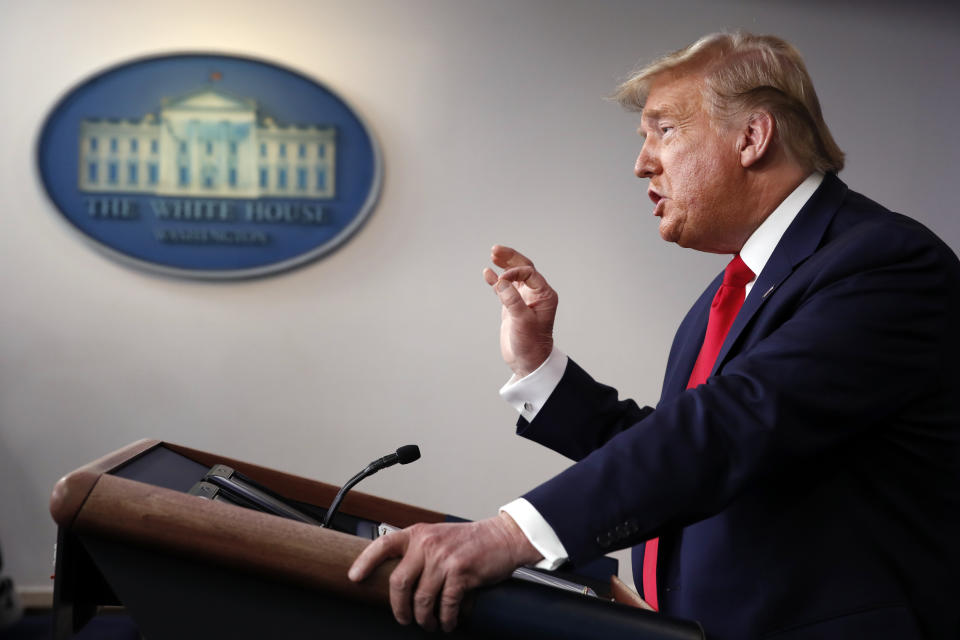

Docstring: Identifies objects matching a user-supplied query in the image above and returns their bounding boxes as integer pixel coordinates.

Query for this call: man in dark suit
[350,31,960,638]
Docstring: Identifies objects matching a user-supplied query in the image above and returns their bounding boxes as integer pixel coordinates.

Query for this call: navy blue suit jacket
[518,174,960,639]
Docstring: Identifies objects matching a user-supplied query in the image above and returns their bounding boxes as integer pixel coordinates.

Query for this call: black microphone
[322,445,421,528]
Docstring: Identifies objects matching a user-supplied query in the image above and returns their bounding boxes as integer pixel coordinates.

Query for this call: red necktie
[642,254,754,611]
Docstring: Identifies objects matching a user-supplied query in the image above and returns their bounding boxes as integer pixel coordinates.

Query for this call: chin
[670,232,717,253]
[659,230,679,245]
[658,220,685,245]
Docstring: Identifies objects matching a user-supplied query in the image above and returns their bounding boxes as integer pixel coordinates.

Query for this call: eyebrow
[642,100,699,128]
[639,108,671,136]
[643,103,687,121]
[641,108,665,121]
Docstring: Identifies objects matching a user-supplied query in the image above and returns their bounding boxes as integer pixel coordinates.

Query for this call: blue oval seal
[37,53,381,279]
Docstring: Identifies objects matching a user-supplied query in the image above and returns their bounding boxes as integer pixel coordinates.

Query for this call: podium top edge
[50,439,163,526]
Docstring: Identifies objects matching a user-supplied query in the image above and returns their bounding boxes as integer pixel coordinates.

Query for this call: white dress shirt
[499,172,824,569]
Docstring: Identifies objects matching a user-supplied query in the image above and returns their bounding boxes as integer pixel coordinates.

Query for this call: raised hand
[482,246,559,378]
[348,513,542,632]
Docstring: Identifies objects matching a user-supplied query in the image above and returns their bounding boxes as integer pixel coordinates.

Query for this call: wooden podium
[49,440,704,639]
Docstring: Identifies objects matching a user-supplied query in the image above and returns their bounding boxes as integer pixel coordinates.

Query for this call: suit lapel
[710,173,849,377]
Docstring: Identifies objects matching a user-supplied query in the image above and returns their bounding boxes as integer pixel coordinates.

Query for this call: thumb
[495,277,533,317]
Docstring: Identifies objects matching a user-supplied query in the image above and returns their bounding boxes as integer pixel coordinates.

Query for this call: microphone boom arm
[322,467,370,528]
[321,445,420,529]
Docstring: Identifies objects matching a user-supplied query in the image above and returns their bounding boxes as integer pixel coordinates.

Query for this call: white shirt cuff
[500,498,569,571]
[499,346,568,422]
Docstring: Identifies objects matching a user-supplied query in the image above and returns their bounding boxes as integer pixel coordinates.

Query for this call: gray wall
[2,0,958,594]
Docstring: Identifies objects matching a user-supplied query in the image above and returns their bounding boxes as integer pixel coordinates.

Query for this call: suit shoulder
[824,189,960,274]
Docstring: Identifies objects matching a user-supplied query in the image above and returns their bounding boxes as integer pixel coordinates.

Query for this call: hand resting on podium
[348,511,542,632]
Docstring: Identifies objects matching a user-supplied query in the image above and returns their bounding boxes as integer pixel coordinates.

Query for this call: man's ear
[737,111,775,168]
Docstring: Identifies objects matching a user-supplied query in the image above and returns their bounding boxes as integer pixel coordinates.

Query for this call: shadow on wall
[1,540,24,630]
[0,430,58,604]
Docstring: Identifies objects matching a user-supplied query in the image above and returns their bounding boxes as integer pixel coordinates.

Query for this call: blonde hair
[614,32,844,173]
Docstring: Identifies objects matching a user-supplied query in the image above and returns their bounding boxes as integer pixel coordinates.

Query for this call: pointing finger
[348,530,407,582]
[491,245,535,270]
[482,267,498,286]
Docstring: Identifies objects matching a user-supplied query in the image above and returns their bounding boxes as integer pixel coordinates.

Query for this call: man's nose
[635,146,659,178]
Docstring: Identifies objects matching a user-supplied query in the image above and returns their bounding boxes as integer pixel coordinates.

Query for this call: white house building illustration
[78,87,336,199]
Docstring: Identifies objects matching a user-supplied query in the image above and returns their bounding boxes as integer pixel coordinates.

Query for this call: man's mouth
[648,189,666,217]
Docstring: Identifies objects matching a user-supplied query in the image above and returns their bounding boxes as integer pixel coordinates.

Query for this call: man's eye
[661,126,673,135]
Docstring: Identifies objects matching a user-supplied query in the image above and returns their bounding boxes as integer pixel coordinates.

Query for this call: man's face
[636,73,751,253]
